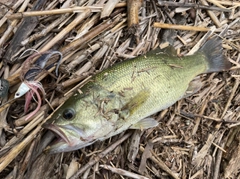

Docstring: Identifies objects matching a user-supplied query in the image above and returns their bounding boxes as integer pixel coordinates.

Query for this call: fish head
[42,93,96,153]
[43,83,133,153]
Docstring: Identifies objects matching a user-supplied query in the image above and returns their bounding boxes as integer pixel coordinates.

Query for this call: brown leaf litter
[0,0,239,178]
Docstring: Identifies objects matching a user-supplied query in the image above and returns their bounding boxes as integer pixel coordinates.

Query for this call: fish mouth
[42,123,71,145]
[42,123,96,153]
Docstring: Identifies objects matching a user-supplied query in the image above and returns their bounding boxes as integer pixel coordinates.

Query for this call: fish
[43,37,231,153]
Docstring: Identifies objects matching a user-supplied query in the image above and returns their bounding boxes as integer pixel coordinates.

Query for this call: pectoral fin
[184,78,203,98]
[122,90,150,115]
[130,118,158,130]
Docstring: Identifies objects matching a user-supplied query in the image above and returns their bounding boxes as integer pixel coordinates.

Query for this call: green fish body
[43,37,231,153]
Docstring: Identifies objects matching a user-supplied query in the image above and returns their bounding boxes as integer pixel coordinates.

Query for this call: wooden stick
[60,15,121,56]
[6,3,127,19]
[206,0,226,8]
[157,1,231,12]
[0,0,30,46]
[207,0,240,7]
[0,0,25,27]
[101,0,120,18]
[100,164,149,179]
[39,9,92,53]
[70,132,132,179]
[0,117,43,172]
[127,0,143,28]
[200,0,221,27]
[153,23,209,31]
[6,6,101,19]
[140,146,179,179]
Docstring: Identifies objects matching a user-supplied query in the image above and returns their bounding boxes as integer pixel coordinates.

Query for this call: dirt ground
[0,0,239,178]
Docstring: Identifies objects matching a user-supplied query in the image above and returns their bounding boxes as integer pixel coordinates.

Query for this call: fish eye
[62,108,75,120]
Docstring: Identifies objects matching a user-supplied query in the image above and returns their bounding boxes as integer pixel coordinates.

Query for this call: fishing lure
[15,50,62,120]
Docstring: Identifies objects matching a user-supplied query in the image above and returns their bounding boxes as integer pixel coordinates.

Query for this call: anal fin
[130,118,158,130]
[184,78,203,98]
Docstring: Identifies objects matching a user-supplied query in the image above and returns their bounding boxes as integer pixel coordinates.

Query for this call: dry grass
[0,0,239,178]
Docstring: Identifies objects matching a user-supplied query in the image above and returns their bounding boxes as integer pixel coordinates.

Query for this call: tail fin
[199,37,231,73]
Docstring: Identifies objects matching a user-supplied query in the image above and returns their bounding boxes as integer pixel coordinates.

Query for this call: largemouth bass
[43,37,231,153]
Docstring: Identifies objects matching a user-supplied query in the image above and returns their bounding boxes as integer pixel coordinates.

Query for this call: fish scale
[43,37,231,153]
[94,52,206,122]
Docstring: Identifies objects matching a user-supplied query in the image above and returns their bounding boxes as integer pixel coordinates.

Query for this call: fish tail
[200,37,231,73]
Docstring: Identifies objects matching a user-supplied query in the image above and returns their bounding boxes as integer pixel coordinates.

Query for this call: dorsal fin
[146,46,177,58]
